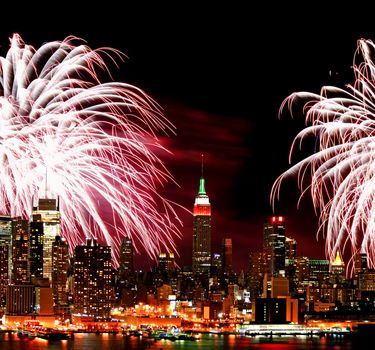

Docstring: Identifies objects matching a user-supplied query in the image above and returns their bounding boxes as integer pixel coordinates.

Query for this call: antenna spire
[201,154,204,177]
[198,154,206,195]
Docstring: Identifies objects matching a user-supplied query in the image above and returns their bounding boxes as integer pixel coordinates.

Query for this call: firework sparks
[0,33,182,264]
[271,38,375,273]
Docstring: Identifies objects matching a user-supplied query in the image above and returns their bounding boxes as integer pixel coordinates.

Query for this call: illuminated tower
[263,216,286,277]
[30,198,61,283]
[192,164,211,275]
[331,251,345,275]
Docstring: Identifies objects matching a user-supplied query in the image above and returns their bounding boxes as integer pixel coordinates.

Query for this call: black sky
[2,4,375,270]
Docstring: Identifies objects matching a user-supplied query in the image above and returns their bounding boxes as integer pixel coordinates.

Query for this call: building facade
[263,216,286,277]
[30,198,61,283]
[73,239,114,318]
[192,175,211,275]
[0,216,12,311]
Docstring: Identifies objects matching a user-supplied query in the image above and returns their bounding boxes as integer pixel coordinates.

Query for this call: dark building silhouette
[355,252,368,277]
[263,216,286,277]
[192,173,211,275]
[117,237,136,307]
[119,237,134,278]
[255,298,287,324]
[222,238,232,273]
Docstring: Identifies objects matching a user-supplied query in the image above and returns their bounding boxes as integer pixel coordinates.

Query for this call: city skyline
[1,6,375,271]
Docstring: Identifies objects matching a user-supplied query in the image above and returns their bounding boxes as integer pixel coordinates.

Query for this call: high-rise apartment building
[30,198,60,283]
[192,173,211,275]
[52,235,69,308]
[248,251,268,299]
[6,217,34,317]
[11,217,30,284]
[0,216,12,310]
[263,216,286,277]
[73,239,114,318]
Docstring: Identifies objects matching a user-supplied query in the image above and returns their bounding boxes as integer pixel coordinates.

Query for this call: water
[0,332,356,349]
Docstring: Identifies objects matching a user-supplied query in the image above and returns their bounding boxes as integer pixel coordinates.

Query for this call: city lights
[0,34,182,264]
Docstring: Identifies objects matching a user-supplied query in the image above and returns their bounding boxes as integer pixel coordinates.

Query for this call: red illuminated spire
[194,154,210,216]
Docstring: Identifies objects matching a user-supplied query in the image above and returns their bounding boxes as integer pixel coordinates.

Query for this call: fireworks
[0,33,182,263]
[271,38,375,272]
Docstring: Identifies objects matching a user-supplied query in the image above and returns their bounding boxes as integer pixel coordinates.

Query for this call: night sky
[2,4,375,271]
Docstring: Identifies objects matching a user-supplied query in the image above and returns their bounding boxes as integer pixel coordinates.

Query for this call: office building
[0,216,12,310]
[11,217,30,284]
[52,235,69,308]
[192,172,211,275]
[263,216,286,276]
[119,237,134,278]
[30,198,60,283]
[73,239,114,318]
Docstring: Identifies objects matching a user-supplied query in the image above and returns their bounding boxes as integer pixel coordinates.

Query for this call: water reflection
[0,332,356,349]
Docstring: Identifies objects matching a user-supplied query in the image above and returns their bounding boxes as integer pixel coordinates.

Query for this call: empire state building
[192,174,211,274]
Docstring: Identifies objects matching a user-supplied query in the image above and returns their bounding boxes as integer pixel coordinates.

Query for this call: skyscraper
[354,252,368,277]
[52,236,69,309]
[0,216,12,310]
[263,216,286,277]
[222,238,233,273]
[73,239,114,318]
[6,217,34,318]
[248,251,268,299]
[11,217,30,284]
[192,171,211,275]
[119,237,134,279]
[30,198,61,283]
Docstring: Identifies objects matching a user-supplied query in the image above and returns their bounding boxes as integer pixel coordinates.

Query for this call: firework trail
[271,38,375,273]
[0,33,182,264]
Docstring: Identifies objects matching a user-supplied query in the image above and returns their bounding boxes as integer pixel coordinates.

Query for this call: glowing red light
[193,205,211,216]
[271,216,284,223]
